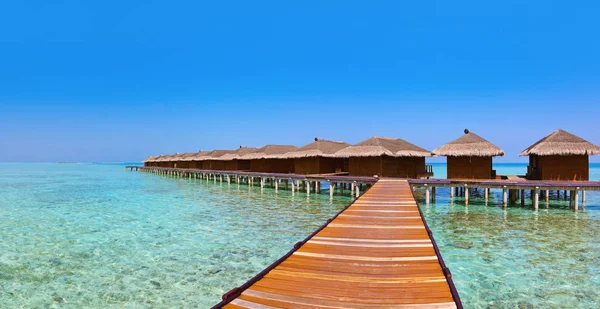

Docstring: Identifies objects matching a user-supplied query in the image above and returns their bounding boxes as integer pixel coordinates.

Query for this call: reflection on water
[0,164,351,308]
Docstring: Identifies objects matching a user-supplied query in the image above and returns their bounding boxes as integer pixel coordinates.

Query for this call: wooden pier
[213,179,461,308]
[410,178,600,211]
[127,166,378,198]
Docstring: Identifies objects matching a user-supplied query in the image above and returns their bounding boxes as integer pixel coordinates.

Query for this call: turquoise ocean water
[0,163,352,308]
[0,163,599,308]
[422,163,600,308]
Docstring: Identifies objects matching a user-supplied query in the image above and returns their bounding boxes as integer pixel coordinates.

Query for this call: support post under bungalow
[450,186,454,199]
[306,181,310,196]
[574,188,580,212]
[330,182,335,198]
[354,182,359,198]
[521,189,525,206]
[534,187,539,211]
[545,190,550,202]
[291,179,295,194]
[484,188,488,202]
[464,185,469,205]
[431,186,436,203]
[315,181,319,194]
[582,190,586,204]
[275,178,278,192]
[502,186,508,206]
[425,185,430,204]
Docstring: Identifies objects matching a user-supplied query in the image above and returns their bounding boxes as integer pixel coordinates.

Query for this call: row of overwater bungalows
[143,129,600,181]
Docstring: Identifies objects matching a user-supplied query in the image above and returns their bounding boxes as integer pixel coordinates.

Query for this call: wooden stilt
[582,190,586,204]
[502,187,507,206]
[291,179,295,193]
[355,182,359,198]
[534,187,539,211]
[450,187,454,199]
[306,181,310,196]
[431,187,436,203]
[425,185,430,204]
[275,179,278,192]
[484,187,488,201]
[574,188,579,212]
[464,186,469,205]
[330,182,335,198]
[521,189,525,206]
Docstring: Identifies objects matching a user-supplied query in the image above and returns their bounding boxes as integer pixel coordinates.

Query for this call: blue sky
[1,1,599,162]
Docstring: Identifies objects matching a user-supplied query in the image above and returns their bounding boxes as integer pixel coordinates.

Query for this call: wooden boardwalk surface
[214,179,461,308]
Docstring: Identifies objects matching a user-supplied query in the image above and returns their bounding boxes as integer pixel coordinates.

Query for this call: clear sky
[1,1,599,163]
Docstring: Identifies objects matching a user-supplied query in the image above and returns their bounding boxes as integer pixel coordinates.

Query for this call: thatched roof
[157,154,178,162]
[196,149,237,161]
[168,152,195,161]
[519,129,600,156]
[274,139,351,159]
[332,136,431,158]
[182,151,212,161]
[213,147,259,161]
[143,155,159,162]
[239,144,299,160]
[433,131,504,157]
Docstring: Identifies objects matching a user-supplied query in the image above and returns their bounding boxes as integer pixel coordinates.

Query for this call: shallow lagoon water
[2,163,600,308]
[0,164,352,308]
[421,164,600,308]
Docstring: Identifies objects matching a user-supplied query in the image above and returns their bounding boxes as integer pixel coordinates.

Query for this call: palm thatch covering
[173,152,196,161]
[197,149,237,161]
[240,145,299,160]
[520,129,600,156]
[274,139,350,159]
[213,147,259,161]
[143,155,159,163]
[333,136,431,158]
[182,151,212,161]
[157,154,177,162]
[433,131,504,157]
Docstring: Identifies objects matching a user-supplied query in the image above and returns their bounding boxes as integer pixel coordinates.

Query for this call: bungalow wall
[176,161,191,169]
[250,159,295,173]
[209,160,227,171]
[528,155,589,181]
[295,157,349,175]
[349,156,426,178]
[349,157,382,177]
[225,160,251,171]
[447,156,493,179]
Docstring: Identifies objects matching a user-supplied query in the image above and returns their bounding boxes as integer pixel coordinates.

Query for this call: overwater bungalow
[143,155,159,167]
[199,150,237,170]
[433,130,504,179]
[172,152,196,169]
[520,129,600,181]
[156,154,176,168]
[240,145,299,173]
[213,146,258,171]
[278,138,350,175]
[182,151,211,169]
[332,136,432,178]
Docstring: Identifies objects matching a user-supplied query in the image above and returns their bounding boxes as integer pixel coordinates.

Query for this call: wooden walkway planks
[215,179,462,308]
